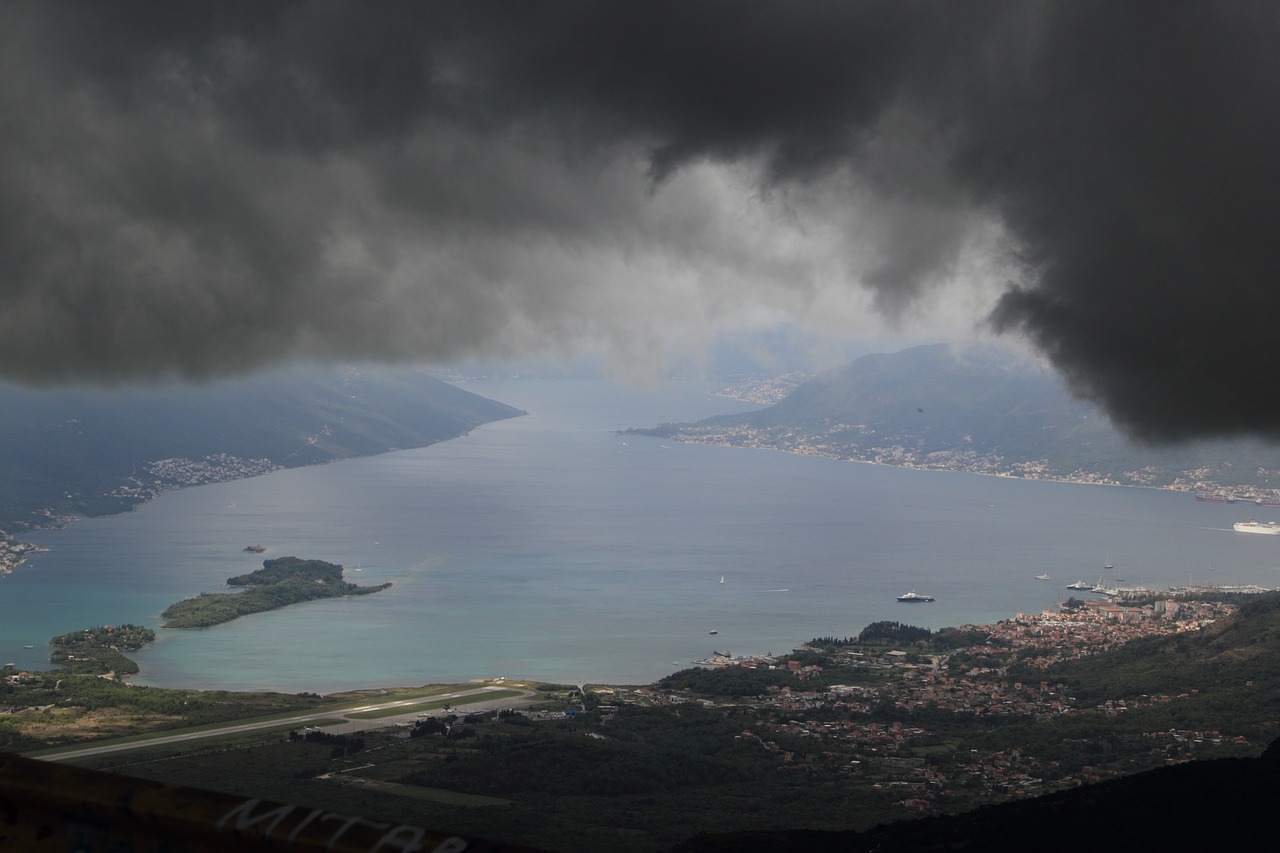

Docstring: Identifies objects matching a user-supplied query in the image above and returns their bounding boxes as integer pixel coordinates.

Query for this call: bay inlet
[3,379,1278,691]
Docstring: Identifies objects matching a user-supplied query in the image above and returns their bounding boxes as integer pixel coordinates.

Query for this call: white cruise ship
[1233,520,1280,535]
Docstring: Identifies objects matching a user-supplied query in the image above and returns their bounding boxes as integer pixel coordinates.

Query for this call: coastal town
[0,533,45,575]
[105,453,281,504]
[653,416,1280,499]
[0,454,279,574]
[669,372,1280,501]
[713,373,810,405]
[579,585,1264,813]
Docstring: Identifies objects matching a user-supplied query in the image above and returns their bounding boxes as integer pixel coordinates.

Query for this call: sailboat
[1092,562,1117,595]
[719,575,725,585]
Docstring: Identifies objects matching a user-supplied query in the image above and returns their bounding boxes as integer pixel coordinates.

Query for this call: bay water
[3,379,1279,692]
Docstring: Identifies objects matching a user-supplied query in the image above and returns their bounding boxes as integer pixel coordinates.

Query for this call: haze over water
[3,379,1279,691]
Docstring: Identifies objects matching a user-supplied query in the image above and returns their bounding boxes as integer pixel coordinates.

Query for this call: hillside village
[0,533,44,575]
[105,454,281,504]
[651,417,1280,499]
[630,347,1280,502]
[583,588,1262,813]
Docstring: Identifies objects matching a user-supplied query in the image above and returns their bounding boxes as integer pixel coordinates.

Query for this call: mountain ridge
[636,343,1280,495]
[0,368,523,532]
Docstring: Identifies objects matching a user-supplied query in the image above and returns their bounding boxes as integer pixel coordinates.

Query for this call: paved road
[35,685,535,762]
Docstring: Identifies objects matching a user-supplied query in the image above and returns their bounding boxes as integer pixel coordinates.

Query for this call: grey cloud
[968,2,1280,440]
[1,1,1278,441]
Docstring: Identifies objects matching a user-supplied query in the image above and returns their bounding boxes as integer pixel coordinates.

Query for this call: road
[35,684,536,762]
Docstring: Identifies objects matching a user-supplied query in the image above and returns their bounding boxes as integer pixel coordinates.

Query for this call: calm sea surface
[3,379,1280,691]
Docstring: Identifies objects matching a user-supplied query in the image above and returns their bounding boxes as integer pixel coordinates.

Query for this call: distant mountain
[636,343,1280,493]
[0,368,523,530]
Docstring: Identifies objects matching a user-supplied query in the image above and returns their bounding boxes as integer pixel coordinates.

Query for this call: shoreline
[8,397,1269,577]
[57,580,1278,696]
[646,431,1269,499]
[0,536,49,576]
[0,423,510,575]
[8,396,1276,691]
[14,581,1273,696]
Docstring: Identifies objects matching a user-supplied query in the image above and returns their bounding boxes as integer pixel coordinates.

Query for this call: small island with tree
[161,557,390,629]
[48,624,156,677]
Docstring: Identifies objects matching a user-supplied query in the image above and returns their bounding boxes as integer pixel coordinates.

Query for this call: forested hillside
[636,343,1280,493]
[0,368,522,529]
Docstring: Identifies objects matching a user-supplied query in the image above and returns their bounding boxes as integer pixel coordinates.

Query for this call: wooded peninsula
[160,557,389,629]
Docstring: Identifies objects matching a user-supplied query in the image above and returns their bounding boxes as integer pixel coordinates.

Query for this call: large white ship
[1233,520,1280,535]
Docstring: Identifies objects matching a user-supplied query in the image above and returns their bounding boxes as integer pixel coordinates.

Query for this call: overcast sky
[2,1,1278,442]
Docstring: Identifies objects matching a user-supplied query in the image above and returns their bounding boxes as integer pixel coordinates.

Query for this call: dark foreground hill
[676,738,1280,851]
[636,343,1280,493]
[0,367,522,529]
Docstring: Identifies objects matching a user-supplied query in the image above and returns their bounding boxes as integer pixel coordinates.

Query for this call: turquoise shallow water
[3,379,1279,691]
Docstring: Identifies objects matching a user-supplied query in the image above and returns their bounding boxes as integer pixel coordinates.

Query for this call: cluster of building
[657,421,1138,487]
[107,454,280,502]
[3,454,283,575]
[4,454,280,576]
[714,373,809,405]
[0,532,46,575]
[599,589,1259,811]
[692,651,778,667]
[949,595,1239,671]
[660,415,1280,499]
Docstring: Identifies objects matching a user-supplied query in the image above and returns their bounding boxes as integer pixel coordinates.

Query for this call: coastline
[0,424,511,575]
[9,582,1269,731]
[645,429,1269,500]
[0,535,48,575]
[8,380,1277,694]
[0,458,282,575]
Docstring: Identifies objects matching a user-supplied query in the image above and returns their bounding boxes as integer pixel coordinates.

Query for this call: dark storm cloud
[970,3,1280,441]
[1,2,1277,440]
